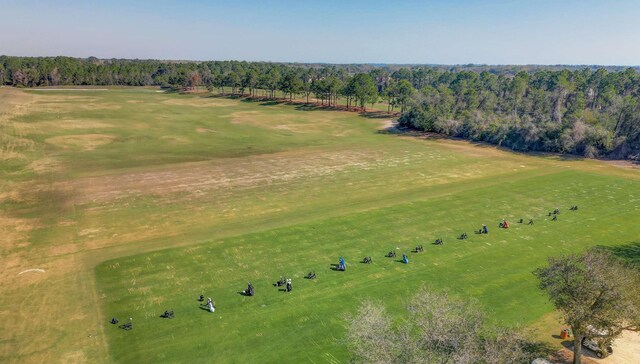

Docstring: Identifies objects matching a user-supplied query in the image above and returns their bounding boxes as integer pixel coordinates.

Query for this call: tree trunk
[573,336,583,364]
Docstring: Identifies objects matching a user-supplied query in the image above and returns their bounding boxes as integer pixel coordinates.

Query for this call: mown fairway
[1,87,639,363]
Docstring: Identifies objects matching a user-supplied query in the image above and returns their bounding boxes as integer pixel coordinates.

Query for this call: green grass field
[1,87,638,363]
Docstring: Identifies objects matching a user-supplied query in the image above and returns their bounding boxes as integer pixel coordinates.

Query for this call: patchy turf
[0,87,638,363]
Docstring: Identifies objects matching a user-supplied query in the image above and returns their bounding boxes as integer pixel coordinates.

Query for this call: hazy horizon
[2,0,640,66]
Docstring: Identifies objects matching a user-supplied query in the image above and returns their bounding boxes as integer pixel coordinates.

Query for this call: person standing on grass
[286,278,292,292]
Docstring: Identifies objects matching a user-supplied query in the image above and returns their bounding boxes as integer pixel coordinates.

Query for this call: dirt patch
[196,127,217,133]
[380,119,396,130]
[45,134,115,151]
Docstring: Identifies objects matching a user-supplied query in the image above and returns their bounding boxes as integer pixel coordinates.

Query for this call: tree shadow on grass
[294,104,360,113]
[559,340,603,361]
[259,100,284,106]
[598,241,640,267]
[359,110,395,119]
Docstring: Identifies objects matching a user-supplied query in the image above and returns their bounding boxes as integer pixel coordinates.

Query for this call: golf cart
[581,337,613,358]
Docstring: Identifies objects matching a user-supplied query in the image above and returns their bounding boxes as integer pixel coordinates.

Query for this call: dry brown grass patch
[161,97,236,108]
[196,127,216,133]
[45,134,115,151]
[27,157,64,173]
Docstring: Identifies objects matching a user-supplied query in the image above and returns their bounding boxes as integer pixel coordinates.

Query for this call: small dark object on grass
[458,233,468,240]
[553,208,560,214]
[119,318,133,330]
[386,250,396,258]
[198,294,204,302]
[528,219,534,225]
[243,282,254,296]
[570,205,579,211]
[275,276,286,287]
[552,215,557,221]
[548,212,552,216]
[434,238,443,245]
[110,317,119,324]
[519,218,524,224]
[305,271,316,279]
[362,256,372,264]
[161,309,174,319]
[413,245,424,252]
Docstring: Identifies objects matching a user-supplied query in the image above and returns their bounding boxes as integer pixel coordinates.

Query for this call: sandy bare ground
[589,330,640,364]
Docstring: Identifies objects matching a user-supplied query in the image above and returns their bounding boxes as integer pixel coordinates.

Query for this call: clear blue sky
[2,0,639,65]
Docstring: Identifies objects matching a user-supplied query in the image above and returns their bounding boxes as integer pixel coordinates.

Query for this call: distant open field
[1,87,638,363]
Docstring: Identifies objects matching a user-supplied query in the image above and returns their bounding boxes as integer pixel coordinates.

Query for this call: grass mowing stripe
[96,170,640,363]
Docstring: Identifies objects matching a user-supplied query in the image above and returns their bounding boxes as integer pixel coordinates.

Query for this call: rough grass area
[0,87,638,363]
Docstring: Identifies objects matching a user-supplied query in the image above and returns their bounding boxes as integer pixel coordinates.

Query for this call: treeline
[397,68,640,160]
[0,56,380,109]
[1,56,639,160]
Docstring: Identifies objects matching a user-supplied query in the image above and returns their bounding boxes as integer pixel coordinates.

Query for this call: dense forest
[1,56,639,160]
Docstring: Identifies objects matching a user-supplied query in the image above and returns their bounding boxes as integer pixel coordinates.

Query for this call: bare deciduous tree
[345,287,533,364]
